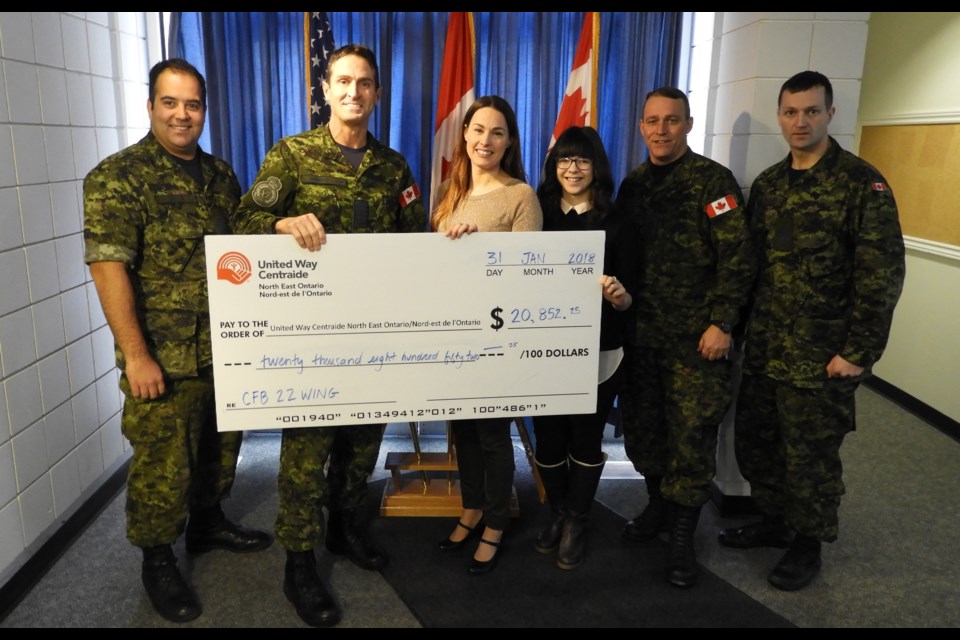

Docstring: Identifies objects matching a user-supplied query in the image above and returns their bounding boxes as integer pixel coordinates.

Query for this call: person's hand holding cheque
[444,222,478,239]
[275,212,327,251]
[600,274,631,311]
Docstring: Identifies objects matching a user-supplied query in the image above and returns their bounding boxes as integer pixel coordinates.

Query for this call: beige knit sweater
[436,178,543,232]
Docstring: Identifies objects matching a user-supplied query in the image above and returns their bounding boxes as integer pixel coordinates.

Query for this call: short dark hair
[779,70,833,109]
[149,58,207,107]
[326,44,380,90]
[643,86,690,120]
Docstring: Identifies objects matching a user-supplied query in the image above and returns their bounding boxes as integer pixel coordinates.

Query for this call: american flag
[306,12,335,129]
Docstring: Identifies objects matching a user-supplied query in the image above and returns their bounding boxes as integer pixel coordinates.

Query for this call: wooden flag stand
[380,420,544,517]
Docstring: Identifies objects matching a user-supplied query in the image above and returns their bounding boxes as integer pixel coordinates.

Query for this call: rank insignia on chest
[706,194,738,218]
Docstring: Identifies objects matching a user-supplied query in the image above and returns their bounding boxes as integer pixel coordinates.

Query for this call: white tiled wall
[0,12,150,586]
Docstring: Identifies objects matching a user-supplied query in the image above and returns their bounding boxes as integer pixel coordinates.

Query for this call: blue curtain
[173,12,307,191]
[174,12,681,201]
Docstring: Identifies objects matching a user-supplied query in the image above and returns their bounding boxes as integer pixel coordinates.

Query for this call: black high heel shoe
[468,536,503,575]
[438,519,482,551]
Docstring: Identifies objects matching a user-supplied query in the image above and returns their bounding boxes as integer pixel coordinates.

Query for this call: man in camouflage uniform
[84,59,271,624]
[231,44,425,628]
[616,87,757,588]
[719,71,905,591]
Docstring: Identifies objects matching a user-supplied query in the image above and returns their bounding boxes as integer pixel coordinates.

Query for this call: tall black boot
[283,550,342,627]
[141,544,201,623]
[325,509,389,570]
[185,503,272,554]
[534,456,569,554]
[666,503,702,588]
[557,454,606,570]
[622,474,669,542]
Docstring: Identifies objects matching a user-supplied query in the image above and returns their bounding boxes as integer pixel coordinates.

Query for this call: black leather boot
[622,474,669,542]
[283,550,342,627]
[185,504,272,554]
[768,534,822,591]
[556,454,605,570]
[141,545,201,623]
[534,457,568,554]
[666,503,702,588]
[325,509,389,570]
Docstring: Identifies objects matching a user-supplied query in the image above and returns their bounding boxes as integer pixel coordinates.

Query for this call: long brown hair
[431,95,526,230]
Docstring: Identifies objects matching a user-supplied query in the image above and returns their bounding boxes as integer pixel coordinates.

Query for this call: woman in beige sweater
[432,95,542,575]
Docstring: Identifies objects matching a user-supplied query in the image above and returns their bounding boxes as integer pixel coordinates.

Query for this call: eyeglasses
[557,156,593,170]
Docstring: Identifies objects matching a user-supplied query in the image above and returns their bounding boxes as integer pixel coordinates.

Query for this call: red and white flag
[430,12,475,212]
[399,183,421,207]
[706,195,739,218]
[548,12,599,152]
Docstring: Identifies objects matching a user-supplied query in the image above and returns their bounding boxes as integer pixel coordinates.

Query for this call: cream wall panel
[859,13,960,123]
[810,21,868,79]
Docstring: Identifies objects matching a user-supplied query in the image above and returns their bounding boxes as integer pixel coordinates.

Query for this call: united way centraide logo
[217,251,252,285]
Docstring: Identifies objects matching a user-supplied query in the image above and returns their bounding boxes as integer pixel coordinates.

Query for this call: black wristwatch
[710,320,732,334]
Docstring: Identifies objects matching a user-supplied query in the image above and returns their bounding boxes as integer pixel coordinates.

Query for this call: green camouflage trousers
[620,343,733,507]
[275,423,385,551]
[121,373,242,547]
[734,374,857,542]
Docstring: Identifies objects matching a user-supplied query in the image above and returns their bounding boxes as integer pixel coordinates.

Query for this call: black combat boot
[556,454,606,570]
[325,509,389,570]
[534,457,569,554]
[768,533,822,591]
[283,550,342,627]
[185,503,272,554]
[622,474,669,542]
[666,503,702,588]
[141,544,201,623]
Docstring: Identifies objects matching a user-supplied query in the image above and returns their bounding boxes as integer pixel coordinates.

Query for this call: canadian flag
[430,12,476,212]
[706,195,739,218]
[399,183,421,207]
[548,12,599,152]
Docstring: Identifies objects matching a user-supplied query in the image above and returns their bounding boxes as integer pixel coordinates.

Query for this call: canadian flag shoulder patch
[871,181,888,192]
[705,194,738,218]
[399,183,421,207]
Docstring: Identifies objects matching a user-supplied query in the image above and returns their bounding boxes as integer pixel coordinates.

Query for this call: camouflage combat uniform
[83,132,243,547]
[736,137,905,541]
[616,149,757,507]
[232,124,426,551]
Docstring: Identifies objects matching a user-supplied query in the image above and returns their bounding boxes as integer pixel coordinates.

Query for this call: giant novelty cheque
[205,231,604,431]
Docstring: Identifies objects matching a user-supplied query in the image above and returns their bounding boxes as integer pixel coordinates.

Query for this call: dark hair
[643,86,690,119]
[779,70,833,109]
[149,58,206,107]
[538,126,615,220]
[326,44,380,90]
[432,95,526,230]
